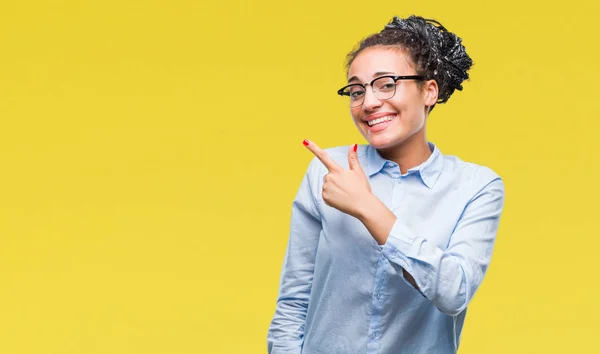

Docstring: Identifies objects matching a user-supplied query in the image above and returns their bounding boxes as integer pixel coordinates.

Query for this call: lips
[364,111,397,123]
[364,113,397,132]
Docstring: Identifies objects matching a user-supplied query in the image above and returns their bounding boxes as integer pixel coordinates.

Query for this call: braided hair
[346,15,473,106]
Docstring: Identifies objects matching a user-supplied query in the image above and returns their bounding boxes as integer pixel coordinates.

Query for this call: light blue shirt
[267,142,505,354]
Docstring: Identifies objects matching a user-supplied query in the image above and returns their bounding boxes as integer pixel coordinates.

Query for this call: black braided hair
[345,15,473,105]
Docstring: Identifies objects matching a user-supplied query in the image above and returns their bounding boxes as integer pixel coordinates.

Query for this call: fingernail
[303,139,309,146]
[353,144,357,152]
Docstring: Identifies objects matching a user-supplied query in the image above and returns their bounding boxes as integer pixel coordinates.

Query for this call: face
[346,47,438,151]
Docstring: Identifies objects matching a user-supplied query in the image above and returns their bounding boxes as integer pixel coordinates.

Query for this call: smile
[366,114,396,126]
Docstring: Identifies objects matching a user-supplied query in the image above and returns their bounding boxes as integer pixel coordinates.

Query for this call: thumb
[348,144,365,175]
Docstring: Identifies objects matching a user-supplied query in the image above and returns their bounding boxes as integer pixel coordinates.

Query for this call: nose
[362,86,382,111]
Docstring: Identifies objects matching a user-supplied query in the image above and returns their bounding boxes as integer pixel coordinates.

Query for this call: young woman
[267,15,505,354]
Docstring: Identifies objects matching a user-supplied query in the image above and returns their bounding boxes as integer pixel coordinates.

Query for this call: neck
[377,132,432,174]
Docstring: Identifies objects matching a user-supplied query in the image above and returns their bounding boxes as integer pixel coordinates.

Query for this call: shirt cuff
[381,219,431,296]
[382,218,417,261]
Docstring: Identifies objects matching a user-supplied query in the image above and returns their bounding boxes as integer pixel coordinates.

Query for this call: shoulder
[442,154,504,196]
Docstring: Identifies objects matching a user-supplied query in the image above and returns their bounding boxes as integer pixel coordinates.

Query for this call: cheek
[404,112,426,133]
[394,87,425,108]
[350,109,362,123]
[391,102,425,131]
[396,95,424,117]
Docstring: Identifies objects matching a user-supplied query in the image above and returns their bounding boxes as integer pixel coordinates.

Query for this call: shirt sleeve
[267,158,323,354]
[381,176,505,317]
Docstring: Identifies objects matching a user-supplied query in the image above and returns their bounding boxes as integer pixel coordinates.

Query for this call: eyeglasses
[337,75,425,108]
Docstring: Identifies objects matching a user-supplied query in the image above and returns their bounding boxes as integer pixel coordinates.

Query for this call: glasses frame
[337,75,425,107]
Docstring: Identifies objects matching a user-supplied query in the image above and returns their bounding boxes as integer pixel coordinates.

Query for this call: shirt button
[375,293,382,300]
[395,179,401,184]
[370,333,378,340]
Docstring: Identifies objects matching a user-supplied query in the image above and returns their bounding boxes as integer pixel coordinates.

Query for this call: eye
[379,83,395,91]
[350,90,365,99]
[348,86,365,100]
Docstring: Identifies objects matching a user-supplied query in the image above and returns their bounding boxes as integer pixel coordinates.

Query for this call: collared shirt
[267,142,505,354]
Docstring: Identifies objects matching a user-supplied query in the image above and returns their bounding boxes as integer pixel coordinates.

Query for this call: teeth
[367,115,394,126]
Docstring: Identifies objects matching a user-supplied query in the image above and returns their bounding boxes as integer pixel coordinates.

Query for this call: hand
[303,140,372,218]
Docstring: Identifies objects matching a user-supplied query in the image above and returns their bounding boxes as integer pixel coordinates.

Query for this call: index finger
[303,139,341,172]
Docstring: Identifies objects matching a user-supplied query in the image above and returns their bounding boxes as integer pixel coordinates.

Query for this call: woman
[267,15,505,354]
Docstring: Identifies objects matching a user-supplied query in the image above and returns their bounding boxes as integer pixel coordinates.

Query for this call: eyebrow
[348,71,397,83]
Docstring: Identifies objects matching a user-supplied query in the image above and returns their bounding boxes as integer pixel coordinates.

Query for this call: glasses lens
[341,85,365,107]
[373,77,396,100]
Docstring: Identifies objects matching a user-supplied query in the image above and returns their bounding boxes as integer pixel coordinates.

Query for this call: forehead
[348,47,414,82]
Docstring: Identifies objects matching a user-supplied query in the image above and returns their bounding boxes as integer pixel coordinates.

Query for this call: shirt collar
[366,142,444,189]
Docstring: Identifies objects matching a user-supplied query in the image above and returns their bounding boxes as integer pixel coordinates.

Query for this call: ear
[423,79,438,107]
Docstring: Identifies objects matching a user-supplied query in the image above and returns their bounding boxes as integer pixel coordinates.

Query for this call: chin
[363,123,424,151]
[367,139,402,150]
[364,131,406,150]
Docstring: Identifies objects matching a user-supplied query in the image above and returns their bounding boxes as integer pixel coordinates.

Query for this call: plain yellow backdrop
[0,0,599,353]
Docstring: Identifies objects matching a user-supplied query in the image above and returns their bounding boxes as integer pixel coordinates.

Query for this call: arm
[267,158,322,354]
[358,178,505,316]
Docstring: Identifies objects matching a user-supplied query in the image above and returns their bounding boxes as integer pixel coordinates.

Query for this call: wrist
[356,192,381,222]
[356,192,397,245]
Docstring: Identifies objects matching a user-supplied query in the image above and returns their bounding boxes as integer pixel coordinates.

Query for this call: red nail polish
[353,144,358,152]
[303,139,309,146]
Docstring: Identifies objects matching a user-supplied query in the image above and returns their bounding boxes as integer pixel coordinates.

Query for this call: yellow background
[0,0,598,353]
